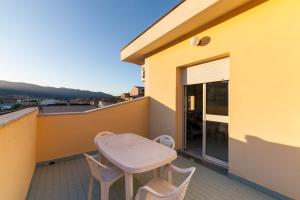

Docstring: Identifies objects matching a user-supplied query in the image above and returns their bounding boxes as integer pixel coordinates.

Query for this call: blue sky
[0,0,179,95]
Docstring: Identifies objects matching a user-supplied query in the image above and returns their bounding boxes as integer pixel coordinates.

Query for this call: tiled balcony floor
[27,155,275,200]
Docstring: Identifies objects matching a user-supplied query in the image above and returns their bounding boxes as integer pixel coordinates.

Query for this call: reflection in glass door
[184,84,203,157]
[204,81,228,166]
[184,81,229,167]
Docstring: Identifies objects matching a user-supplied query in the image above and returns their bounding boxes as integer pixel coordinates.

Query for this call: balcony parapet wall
[0,108,38,200]
[0,107,38,128]
[37,97,150,162]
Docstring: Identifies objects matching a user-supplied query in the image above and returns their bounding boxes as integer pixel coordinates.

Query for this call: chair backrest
[136,166,195,200]
[84,153,109,182]
[175,167,196,200]
[153,135,175,149]
[94,131,115,144]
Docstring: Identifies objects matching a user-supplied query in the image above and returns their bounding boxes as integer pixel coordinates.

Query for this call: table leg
[167,169,173,184]
[125,172,133,200]
[154,168,160,178]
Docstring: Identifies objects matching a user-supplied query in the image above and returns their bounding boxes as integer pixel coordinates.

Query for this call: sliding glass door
[203,81,228,166]
[184,84,203,156]
[184,81,229,167]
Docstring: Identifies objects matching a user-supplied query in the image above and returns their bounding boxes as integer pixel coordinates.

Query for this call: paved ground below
[27,155,275,200]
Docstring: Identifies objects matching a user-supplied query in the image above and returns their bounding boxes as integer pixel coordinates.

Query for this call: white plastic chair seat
[100,163,124,182]
[84,153,124,200]
[135,164,195,200]
[142,178,177,200]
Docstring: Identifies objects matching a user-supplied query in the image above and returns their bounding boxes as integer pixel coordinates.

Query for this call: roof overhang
[121,0,252,65]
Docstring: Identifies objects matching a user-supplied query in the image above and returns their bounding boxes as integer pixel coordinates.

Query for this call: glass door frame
[183,82,229,168]
[183,86,187,150]
[203,82,229,167]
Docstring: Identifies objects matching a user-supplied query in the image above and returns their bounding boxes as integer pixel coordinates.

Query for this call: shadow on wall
[230,135,300,199]
[147,97,299,199]
[148,97,176,141]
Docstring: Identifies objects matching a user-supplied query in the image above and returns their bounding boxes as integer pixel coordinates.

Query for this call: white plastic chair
[135,164,196,200]
[94,131,115,164]
[153,135,175,149]
[84,153,124,200]
[94,131,115,144]
[153,135,175,178]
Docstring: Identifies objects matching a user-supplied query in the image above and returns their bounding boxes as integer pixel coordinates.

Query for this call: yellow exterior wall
[145,1,300,199]
[0,98,149,198]
[0,111,38,200]
[37,97,149,162]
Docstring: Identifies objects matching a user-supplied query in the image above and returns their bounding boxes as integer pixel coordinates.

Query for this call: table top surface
[95,133,177,173]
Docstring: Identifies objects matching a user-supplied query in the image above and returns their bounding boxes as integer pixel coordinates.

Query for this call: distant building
[120,93,130,101]
[39,105,97,114]
[89,99,98,106]
[130,86,144,99]
[98,98,118,108]
[69,98,90,105]
[40,99,66,106]
[21,99,39,106]
[0,97,18,112]
[0,96,40,113]
[0,103,14,111]
[119,86,144,101]
[10,95,29,100]
[0,96,18,104]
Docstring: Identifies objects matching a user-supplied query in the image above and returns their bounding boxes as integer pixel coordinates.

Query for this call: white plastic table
[95,133,177,200]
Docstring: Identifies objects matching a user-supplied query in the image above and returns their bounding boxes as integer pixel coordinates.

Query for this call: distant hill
[0,80,114,99]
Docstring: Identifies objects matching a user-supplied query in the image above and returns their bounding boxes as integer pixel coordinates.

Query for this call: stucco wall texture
[144,1,300,199]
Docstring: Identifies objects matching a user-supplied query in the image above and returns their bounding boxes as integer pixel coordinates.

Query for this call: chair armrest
[136,186,170,199]
[91,153,107,163]
[90,153,100,159]
[90,153,102,163]
[163,164,195,178]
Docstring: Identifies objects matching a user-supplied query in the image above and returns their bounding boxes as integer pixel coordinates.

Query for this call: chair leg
[100,183,110,200]
[161,165,172,183]
[162,165,173,184]
[167,169,173,184]
[88,177,94,200]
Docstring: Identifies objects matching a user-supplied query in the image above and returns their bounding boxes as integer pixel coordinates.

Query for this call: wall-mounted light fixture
[190,36,201,46]
[190,36,211,46]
